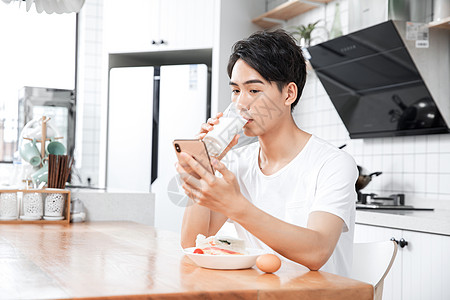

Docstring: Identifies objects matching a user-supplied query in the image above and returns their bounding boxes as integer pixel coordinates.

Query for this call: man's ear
[284,82,298,106]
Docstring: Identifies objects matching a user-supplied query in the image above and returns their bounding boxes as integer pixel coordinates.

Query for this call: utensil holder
[0,189,71,224]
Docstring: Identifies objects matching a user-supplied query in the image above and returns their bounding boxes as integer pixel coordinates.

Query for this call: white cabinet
[104,0,214,53]
[355,224,450,300]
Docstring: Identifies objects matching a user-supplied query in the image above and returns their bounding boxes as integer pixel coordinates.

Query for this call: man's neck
[258,115,311,168]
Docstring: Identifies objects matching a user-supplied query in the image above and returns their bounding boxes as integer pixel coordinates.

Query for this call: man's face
[229,59,287,137]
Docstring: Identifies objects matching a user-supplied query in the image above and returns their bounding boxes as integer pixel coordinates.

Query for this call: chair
[350,240,398,300]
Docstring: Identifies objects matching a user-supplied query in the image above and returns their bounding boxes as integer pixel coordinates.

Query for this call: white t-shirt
[225,135,358,277]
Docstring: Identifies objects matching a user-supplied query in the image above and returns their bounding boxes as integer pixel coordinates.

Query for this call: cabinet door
[107,67,154,192]
[354,224,403,300]
[104,0,159,53]
[158,0,214,50]
[402,231,450,300]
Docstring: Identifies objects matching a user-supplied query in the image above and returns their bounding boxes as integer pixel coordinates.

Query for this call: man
[176,29,357,277]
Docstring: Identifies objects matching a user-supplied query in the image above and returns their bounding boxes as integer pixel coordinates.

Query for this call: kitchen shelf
[428,16,450,30]
[0,189,71,225]
[252,0,332,29]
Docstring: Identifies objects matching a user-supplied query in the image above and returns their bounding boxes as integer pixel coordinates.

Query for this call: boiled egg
[256,254,281,273]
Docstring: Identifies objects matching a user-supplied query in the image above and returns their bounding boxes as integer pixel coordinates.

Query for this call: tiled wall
[288,0,450,210]
[75,0,104,187]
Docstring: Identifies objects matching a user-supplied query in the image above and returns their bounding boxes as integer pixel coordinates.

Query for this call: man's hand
[176,152,246,218]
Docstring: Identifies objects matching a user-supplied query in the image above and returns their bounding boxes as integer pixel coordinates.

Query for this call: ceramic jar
[0,192,18,220]
[22,192,43,219]
[44,193,65,217]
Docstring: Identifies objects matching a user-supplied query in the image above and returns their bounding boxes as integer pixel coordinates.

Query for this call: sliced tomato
[193,248,204,254]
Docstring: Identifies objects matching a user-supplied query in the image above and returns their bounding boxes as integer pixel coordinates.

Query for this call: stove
[356,193,434,211]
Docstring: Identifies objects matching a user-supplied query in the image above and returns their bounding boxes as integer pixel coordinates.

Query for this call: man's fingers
[217,134,240,161]
[176,161,201,180]
[211,157,234,181]
[180,152,215,183]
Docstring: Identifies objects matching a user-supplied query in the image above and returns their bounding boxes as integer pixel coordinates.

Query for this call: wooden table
[0,222,373,299]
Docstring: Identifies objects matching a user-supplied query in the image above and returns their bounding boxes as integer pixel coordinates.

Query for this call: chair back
[351,240,398,299]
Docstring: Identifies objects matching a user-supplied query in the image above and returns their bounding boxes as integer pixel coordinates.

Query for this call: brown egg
[256,254,281,273]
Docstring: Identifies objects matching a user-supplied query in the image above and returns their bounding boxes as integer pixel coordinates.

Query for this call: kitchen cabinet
[104,0,214,53]
[355,224,450,300]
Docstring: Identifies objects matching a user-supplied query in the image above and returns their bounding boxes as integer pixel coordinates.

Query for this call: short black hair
[227,29,306,112]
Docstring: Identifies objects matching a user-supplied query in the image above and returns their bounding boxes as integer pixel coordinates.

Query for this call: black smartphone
[173,139,214,174]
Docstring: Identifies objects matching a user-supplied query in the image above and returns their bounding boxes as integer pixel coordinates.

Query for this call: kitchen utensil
[31,163,48,185]
[47,138,66,155]
[356,166,382,191]
[337,144,382,192]
[20,139,41,167]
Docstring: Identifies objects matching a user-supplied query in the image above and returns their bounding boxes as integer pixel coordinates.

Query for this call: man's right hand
[197,112,239,161]
[196,112,223,140]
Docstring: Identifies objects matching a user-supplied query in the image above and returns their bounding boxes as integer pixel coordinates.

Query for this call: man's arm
[232,202,343,270]
[180,204,228,248]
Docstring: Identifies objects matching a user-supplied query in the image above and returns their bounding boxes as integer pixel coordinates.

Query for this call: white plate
[20,215,41,221]
[43,215,64,220]
[183,247,267,270]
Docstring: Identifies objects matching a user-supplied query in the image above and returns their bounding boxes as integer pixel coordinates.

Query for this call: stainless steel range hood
[307,20,450,138]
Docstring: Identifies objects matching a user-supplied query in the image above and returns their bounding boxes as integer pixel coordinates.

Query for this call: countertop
[356,208,450,236]
[0,221,373,300]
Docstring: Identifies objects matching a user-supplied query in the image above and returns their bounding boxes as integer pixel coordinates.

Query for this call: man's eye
[232,89,240,94]
[250,90,260,94]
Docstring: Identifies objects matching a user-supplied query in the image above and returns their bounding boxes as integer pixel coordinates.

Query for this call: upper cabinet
[104,0,214,53]
[252,0,332,29]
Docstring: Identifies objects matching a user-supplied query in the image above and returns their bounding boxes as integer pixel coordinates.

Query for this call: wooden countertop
[0,222,373,299]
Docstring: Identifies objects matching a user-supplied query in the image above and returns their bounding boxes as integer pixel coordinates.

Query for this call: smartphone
[173,139,214,174]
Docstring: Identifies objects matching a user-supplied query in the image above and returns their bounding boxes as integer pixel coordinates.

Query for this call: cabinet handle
[152,40,157,45]
[160,39,166,45]
[390,237,408,248]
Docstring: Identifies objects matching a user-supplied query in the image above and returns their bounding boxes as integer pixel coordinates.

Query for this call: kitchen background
[0,0,449,211]
[77,0,450,210]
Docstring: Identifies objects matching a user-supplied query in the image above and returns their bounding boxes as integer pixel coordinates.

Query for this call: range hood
[307,20,450,139]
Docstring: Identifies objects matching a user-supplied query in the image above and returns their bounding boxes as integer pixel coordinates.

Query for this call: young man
[176,29,358,277]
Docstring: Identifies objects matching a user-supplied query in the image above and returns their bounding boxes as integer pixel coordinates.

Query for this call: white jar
[22,192,43,219]
[44,193,65,217]
[0,192,18,220]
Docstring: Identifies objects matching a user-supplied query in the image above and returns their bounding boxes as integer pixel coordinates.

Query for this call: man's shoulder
[306,136,356,167]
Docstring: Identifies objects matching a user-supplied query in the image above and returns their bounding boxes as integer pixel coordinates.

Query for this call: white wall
[211,0,265,114]
[75,0,105,187]
[287,0,450,210]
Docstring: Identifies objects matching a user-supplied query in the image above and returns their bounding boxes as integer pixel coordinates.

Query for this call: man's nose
[236,94,251,111]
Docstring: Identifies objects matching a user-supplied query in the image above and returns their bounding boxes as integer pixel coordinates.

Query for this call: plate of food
[183,234,267,270]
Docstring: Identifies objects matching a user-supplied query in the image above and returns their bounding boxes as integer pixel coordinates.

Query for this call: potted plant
[291,20,320,48]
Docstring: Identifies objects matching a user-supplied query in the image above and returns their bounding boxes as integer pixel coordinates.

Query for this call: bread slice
[195,234,247,255]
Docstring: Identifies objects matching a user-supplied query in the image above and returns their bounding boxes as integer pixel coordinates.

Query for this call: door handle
[391,237,408,248]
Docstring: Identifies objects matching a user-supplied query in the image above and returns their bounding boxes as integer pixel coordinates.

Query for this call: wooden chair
[350,240,398,300]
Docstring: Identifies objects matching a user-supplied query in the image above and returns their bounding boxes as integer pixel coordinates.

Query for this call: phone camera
[175,143,181,153]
